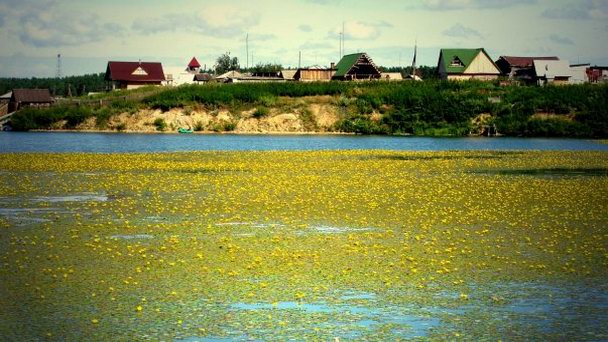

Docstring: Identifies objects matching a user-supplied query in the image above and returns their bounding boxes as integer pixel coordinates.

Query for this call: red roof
[188,57,201,68]
[500,56,559,68]
[105,61,165,82]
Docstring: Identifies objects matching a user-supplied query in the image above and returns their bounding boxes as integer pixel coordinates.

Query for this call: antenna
[56,53,62,79]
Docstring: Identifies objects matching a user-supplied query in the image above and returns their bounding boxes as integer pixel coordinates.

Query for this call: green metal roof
[333,53,365,77]
[440,48,486,74]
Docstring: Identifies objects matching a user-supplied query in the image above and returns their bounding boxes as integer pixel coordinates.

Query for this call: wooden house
[105,61,165,90]
[193,73,212,83]
[280,70,297,81]
[0,92,11,115]
[332,53,381,81]
[437,48,500,81]
[8,89,53,112]
[495,56,559,84]
[587,66,608,83]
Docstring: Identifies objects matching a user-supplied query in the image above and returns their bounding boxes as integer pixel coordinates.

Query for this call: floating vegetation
[0,150,607,341]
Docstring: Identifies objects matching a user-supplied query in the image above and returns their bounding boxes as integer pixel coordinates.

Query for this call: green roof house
[332,53,381,81]
[437,48,500,81]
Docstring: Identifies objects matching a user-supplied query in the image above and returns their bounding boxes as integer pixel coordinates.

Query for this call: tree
[214,53,239,75]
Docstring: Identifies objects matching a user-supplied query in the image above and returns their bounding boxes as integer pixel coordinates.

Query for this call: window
[450,57,463,67]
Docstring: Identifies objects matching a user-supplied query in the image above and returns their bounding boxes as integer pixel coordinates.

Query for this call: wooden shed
[294,67,335,82]
[332,53,381,81]
[8,89,53,112]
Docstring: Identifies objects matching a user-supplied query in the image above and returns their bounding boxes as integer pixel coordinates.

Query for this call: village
[1,47,608,118]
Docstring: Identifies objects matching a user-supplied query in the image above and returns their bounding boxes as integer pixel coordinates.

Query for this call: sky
[0,0,607,77]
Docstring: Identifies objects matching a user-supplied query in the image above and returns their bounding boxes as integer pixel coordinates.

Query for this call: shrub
[253,107,269,119]
[153,118,167,131]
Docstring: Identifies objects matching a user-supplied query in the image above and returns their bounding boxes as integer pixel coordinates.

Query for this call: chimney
[330,62,335,70]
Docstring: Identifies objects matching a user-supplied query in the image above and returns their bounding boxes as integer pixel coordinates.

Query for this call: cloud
[548,34,574,45]
[415,0,536,10]
[2,0,123,47]
[298,24,313,32]
[328,21,392,40]
[542,0,608,20]
[132,11,259,39]
[303,0,342,4]
[442,23,483,39]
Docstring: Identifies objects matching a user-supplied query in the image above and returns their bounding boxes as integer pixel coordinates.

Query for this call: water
[1,132,607,152]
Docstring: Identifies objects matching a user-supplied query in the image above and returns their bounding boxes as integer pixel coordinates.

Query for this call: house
[533,60,572,85]
[437,48,500,81]
[193,73,212,83]
[332,53,381,81]
[105,61,165,90]
[294,66,335,82]
[587,66,608,83]
[380,72,403,81]
[495,56,560,83]
[213,70,244,83]
[8,89,53,112]
[164,57,205,86]
[570,63,590,84]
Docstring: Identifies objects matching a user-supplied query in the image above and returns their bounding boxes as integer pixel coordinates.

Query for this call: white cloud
[328,21,392,40]
[132,8,260,39]
[548,34,574,45]
[298,24,313,32]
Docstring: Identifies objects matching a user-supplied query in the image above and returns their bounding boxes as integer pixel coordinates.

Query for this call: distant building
[187,57,201,73]
[213,70,244,83]
[105,61,165,90]
[193,73,212,83]
[164,57,205,86]
[8,89,53,112]
[380,72,403,81]
[0,91,11,116]
[570,63,590,84]
[533,60,572,85]
[495,56,560,84]
[587,66,608,83]
[332,53,381,81]
[294,66,336,82]
[280,70,297,81]
[437,48,500,81]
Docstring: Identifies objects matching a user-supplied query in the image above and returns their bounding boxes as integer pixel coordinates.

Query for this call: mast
[246,33,249,69]
[411,40,417,77]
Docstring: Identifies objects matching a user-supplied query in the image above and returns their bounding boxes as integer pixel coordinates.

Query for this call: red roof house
[105,61,165,90]
[495,56,559,83]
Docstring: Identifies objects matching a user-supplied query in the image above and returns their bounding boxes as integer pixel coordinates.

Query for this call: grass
[0,150,607,340]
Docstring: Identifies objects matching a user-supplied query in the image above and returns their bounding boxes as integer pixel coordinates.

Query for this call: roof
[214,70,243,79]
[533,60,572,78]
[280,70,297,80]
[194,73,212,81]
[188,57,201,68]
[499,56,559,68]
[439,48,498,74]
[334,53,365,77]
[11,89,53,103]
[105,61,165,82]
[0,91,12,99]
[333,52,380,77]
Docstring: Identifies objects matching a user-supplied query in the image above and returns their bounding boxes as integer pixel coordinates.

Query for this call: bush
[253,106,269,118]
[153,118,167,131]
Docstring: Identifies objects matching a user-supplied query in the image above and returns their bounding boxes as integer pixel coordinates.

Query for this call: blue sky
[0,0,606,77]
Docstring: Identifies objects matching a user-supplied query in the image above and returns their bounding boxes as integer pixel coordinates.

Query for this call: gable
[106,61,165,82]
[333,53,380,78]
[464,51,500,75]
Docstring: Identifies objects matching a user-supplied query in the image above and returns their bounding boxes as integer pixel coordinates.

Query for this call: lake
[1,132,607,152]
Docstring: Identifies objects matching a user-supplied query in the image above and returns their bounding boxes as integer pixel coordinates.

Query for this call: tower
[56,53,62,79]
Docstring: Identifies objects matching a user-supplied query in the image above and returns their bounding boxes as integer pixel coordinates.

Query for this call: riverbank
[8,81,608,137]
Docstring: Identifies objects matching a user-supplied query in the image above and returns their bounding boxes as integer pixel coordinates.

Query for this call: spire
[411,41,417,77]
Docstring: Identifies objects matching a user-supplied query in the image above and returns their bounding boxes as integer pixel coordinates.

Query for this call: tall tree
[214,53,240,75]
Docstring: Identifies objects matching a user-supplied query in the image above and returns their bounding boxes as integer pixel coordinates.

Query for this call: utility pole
[56,53,62,79]
[342,21,345,57]
[246,33,249,69]
[298,51,301,69]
